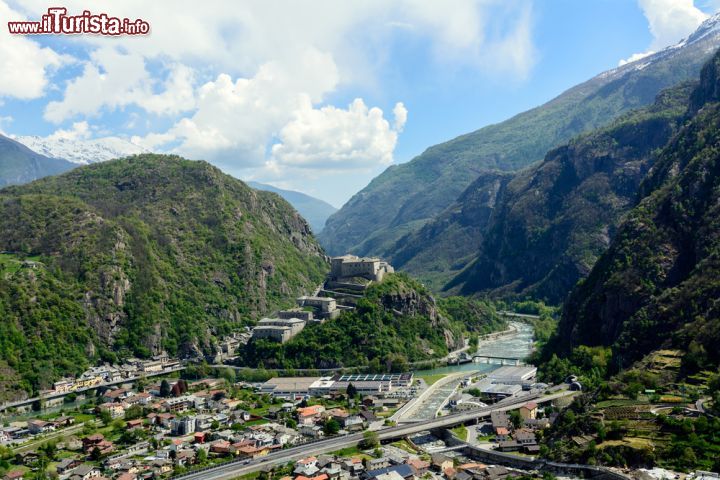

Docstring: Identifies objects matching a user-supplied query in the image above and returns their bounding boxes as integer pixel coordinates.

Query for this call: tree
[135,377,147,392]
[39,442,57,461]
[509,410,523,429]
[346,383,358,398]
[160,379,171,398]
[220,368,236,385]
[361,430,379,449]
[197,448,208,465]
[323,418,341,435]
[466,388,482,398]
[124,405,143,420]
[99,409,112,426]
[177,379,188,394]
[90,447,102,461]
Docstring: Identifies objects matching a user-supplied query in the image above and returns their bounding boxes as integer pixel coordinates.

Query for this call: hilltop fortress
[329,254,394,283]
[251,255,394,344]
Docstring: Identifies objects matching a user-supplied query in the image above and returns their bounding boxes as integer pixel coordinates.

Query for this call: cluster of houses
[48,354,182,397]
[278,445,536,480]
[489,402,553,455]
[1,374,398,480]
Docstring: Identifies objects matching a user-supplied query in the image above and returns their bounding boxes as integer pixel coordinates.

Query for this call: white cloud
[44,47,196,123]
[401,0,536,78]
[17,0,536,83]
[141,64,196,115]
[620,0,708,65]
[9,0,536,203]
[44,47,148,123]
[268,98,405,172]
[0,1,66,99]
[137,48,340,166]
[393,102,408,132]
[618,51,655,66]
[640,0,708,49]
[46,121,92,141]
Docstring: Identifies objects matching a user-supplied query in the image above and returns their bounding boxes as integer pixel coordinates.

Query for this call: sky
[0,0,718,207]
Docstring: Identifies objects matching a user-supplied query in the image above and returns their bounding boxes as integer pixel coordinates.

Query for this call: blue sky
[1,0,718,207]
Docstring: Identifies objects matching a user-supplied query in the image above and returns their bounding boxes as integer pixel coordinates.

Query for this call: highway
[172,390,576,480]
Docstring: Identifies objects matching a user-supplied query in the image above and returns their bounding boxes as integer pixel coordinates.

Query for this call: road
[0,366,186,414]
[14,420,96,453]
[172,390,576,480]
[400,372,470,422]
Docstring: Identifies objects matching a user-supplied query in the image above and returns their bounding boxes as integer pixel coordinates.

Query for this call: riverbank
[415,322,534,377]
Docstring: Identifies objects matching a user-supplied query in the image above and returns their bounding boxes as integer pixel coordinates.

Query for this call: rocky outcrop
[444,83,693,303]
[390,171,513,290]
[548,50,720,369]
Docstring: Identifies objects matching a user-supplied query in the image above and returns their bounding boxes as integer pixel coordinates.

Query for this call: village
[0,363,566,480]
[0,256,574,480]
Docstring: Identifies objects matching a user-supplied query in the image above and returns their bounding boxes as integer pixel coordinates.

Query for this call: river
[414,321,535,376]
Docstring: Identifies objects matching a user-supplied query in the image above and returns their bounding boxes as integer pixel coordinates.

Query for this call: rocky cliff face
[548,50,720,369]
[444,83,693,303]
[390,171,513,290]
[0,154,328,394]
[370,275,463,351]
[0,134,75,187]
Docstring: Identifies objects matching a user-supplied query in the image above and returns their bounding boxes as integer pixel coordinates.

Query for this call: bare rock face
[375,282,463,350]
[83,233,132,345]
[445,83,692,303]
[552,51,720,367]
[378,288,439,323]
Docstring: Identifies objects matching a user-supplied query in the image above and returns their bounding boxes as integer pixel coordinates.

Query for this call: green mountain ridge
[439,82,694,303]
[546,47,720,371]
[0,154,327,399]
[320,18,720,266]
[240,273,504,371]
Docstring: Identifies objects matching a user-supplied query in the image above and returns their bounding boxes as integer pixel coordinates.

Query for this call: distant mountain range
[0,134,75,187]
[247,182,337,234]
[15,135,147,165]
[320,14,720,282]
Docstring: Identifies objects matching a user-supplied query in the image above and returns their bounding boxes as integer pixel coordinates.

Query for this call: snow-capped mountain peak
[15,135,148,165]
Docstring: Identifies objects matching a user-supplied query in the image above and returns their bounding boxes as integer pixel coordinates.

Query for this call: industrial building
[259,373,414,399]
[487,366,537,386]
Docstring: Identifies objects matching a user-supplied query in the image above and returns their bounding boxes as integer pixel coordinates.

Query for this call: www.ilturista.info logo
[8,7,150,35]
